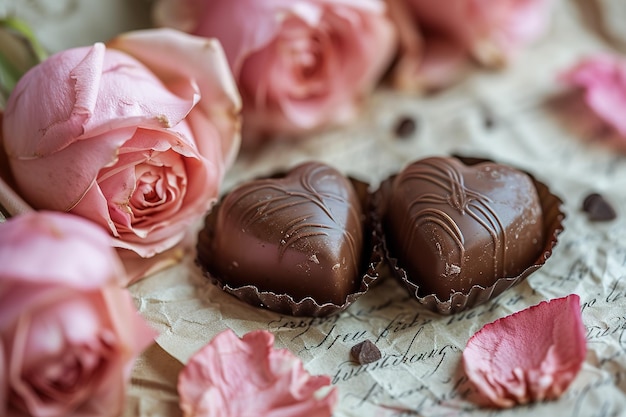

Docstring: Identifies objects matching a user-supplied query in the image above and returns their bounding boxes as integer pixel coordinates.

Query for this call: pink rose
[2,28,241,260]
[559,53,626,138]
[0,211,156,417]
[388,0,553,92]
[153,0,396,144]
[178,329,338,417]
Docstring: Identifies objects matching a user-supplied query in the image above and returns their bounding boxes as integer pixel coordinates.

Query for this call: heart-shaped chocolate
[202,161,364,305]
[383,157,544,301]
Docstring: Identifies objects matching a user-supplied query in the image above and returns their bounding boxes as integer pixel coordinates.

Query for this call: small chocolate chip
[582,193,616,221]
[393,116,417,139]
[483,113,496,129]
[350,340,381,365]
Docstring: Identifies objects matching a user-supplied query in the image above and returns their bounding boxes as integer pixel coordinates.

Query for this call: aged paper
[4,0,626,416]
[125,2,626,415]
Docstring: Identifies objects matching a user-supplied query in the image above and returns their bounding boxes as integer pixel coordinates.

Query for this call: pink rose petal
[560,53,626,138]
[463,294,587,408]
[178,329,338,417]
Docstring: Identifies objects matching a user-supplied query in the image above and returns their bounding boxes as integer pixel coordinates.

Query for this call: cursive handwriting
[267,314,341,340]
[333,327,458,385]
[346,376,475,415]
[306,325,369,351]
[376,312,432,342]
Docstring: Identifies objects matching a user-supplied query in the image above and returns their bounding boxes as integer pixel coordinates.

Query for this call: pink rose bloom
[463,294,586,408]
[560,53,626,137]
[0,211,156,417]
[178,329,338,417]
[387,0,553,92]
[2,28,241,261]
[153,0,396,144]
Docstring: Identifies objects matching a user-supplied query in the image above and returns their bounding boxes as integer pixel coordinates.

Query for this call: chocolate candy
[582,192,616,221]
[202,162,364,305]
[350,340,382,365]
[393,116,418,139]
[384,157,544,301]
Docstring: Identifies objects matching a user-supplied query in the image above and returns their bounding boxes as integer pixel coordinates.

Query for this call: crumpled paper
[6,0,626,416]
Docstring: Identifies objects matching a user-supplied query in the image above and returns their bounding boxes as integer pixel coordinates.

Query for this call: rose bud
[0,210,156,417]
[152,0,396,145]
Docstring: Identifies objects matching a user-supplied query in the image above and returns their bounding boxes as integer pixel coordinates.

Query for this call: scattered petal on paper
[560,54,626,138]
[463,294,587,408]
[177,329,338,417]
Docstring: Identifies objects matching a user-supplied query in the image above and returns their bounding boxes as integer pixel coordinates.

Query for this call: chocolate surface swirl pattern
[384,157,543,300]
[399,158,507,280]
[208,162,364,305]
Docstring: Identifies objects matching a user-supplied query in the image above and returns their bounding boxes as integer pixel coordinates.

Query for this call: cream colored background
[4,0,626,416]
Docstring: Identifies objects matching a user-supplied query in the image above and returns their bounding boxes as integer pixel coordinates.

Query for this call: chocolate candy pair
[196,157,564,316]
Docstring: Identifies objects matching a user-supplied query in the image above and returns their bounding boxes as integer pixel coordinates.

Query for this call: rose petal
[9,297,108,415]
[4,43,196,159]
[463,294,587,408]
[0,211,124,290]
[62,126,218,259]
[8,126,136,212]
[178,329,338,417]
[3,44,103,159]
[560,54,626,137]
[107,28,242,171]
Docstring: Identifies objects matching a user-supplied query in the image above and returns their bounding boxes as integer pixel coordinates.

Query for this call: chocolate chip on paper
[350,340,382,365]
[393,116,417,139]
[582,193,616,221]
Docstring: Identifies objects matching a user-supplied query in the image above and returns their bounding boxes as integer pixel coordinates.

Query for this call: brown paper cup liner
[196,175,383,317]
[376,155,565,315]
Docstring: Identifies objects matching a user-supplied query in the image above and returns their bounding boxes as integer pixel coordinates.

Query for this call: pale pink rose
[388,0,553,92]
[2,28,241,263]
[559,53,626,137]
[153,0,396,144]
[463,295,586,408]
[178,329,338,417]
[0,211,156,417]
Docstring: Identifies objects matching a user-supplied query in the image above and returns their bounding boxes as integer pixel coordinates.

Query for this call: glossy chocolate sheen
[206,162,364,305]
[384,157,544,300]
